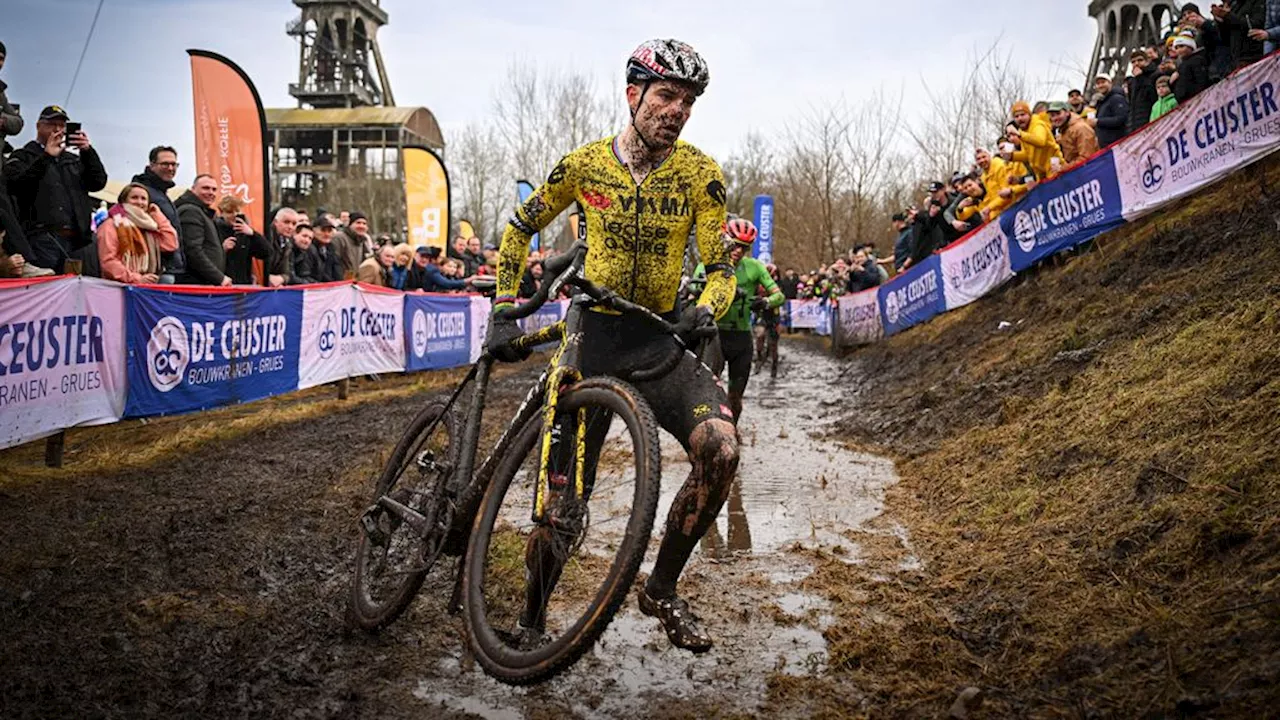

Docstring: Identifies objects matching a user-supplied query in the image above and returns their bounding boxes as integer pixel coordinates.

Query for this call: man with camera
[3,105,108,274]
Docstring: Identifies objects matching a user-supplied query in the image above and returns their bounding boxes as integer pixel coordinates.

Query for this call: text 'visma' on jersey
[496,136,734,317]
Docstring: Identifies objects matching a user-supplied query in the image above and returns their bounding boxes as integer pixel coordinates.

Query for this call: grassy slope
[778,157,1280,718]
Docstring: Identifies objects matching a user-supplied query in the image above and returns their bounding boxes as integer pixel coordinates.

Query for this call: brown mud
[0,341,901,719]
[812,158,1280,717]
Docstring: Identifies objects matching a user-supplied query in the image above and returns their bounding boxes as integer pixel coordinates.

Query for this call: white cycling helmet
[625,39,710,96]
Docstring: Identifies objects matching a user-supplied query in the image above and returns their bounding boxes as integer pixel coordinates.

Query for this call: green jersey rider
[693,217,784,421]
[485,39,739,653]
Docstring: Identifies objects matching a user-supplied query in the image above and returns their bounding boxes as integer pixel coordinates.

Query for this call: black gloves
[674,304,717,346]
[486,311,531,363]
[750,297,770,314]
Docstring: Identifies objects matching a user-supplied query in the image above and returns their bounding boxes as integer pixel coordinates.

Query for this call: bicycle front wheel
[347,399,460,631]
[462,376,661,685]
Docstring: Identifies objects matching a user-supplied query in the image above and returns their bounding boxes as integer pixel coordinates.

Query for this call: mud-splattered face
[628,79,697,149]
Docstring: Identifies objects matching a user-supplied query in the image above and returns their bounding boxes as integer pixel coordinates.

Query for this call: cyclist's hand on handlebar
[486,311,531,363]
[674,305,717,346]
[750,297,770,314]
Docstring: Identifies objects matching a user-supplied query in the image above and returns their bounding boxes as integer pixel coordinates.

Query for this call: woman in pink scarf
[96,183,178,284]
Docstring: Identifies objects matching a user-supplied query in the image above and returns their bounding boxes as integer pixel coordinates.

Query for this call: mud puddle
[424,340,905,719]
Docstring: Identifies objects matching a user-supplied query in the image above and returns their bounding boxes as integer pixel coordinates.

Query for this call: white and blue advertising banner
[752,195,775,265]
[468,295,490,363]
[0,278,127,450]
[815,302,833,336]
[1002,150,1126,272]
[836,289,883,346]
[298,285,405,390]
[879,254,945,337]
[404,293,473,372]
[125,287,302,417]
[788,299,825,329]
[940,222,1015,311]
[1116,54,1280,221]
[517,180,539,251]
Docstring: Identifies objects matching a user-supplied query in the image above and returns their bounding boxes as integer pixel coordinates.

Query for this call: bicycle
[347,241,703,685]
[753,310,780,379]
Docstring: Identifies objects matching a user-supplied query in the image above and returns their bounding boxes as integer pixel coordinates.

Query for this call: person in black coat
[2,105,108,272]
[174,175,229,285]
[1091,76,1130,148]
[132,146,186,280]
[311,217,342,283]
[1125,52,1159,134]
[213,195,270,285]
[845,249,882,293]
[288,224,321,285]
[1170,38,1213,103]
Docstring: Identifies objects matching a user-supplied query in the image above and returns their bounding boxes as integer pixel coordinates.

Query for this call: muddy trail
[0,341,899,719]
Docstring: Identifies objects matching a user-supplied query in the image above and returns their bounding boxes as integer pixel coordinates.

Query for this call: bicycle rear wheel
[348,399,460,631]
[462,377,661,685]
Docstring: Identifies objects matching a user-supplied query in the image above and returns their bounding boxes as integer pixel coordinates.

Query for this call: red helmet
[723,217,758,247]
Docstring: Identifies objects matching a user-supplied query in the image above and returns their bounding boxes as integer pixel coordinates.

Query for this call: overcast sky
[3,0,1098,183]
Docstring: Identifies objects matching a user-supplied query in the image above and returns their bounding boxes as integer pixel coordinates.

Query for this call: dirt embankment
[799,157,1280,716]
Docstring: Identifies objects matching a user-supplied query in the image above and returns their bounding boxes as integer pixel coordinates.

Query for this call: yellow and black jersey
[495,136,734,318]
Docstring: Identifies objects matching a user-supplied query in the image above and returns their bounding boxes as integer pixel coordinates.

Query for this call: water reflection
[700,478,752,557]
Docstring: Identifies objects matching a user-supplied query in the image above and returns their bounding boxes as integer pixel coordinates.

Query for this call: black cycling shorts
[578,310,734,448]
[716,330,753,395]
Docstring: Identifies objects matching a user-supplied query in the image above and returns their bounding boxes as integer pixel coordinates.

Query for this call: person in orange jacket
[96,182,178,284]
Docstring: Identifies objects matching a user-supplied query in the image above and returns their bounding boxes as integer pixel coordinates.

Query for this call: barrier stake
[45,432,66,468]
[338,378,350,400]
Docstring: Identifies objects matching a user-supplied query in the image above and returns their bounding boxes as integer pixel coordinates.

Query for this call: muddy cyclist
[694,218,784,420]
[485,38,740,653]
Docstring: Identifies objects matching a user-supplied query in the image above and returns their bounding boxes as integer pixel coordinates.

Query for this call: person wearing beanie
[1008,100,1064,181]
[1170,35,1212,102]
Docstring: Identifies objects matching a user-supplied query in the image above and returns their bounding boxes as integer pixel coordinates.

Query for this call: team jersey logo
[706,179,726,206]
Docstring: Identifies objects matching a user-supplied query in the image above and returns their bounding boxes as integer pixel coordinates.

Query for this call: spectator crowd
[873,3,1278,287]
[0,37,536,291]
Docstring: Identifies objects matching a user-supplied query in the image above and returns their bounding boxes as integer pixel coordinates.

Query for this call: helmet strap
[628,81,664,153]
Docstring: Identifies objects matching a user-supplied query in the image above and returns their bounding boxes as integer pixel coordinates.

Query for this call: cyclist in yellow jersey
[487,38,739,653]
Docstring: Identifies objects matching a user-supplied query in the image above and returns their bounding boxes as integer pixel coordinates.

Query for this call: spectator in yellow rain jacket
[977,146,1029,220]
[1007,100,1063,181]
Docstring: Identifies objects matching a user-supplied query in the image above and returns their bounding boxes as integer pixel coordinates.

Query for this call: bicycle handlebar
[493,241,698,381]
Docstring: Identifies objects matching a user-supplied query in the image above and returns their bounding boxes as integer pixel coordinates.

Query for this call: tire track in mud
[423,341,907,719]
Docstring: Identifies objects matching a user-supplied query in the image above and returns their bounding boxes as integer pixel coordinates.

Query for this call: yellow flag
[403,146,450,249]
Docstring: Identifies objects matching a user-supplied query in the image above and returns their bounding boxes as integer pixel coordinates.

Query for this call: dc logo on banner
[1139,147,1164,195]
[411,309,429,358]
[1012,210,1038,254]
[884,289,902,325]
[147,316,189,392]
[318,310,338,359]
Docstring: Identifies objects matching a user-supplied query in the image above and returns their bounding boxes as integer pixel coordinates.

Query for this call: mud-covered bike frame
[358,240,693,611]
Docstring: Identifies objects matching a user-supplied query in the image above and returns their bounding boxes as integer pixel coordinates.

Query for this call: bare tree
[721,132,777,219]
[906,38,1038,182]
[481,62,620,249]
[450,122,509,246]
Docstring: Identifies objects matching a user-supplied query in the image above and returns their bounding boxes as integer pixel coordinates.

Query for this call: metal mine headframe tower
[287,0,395,108]
[1087,0,1179,82]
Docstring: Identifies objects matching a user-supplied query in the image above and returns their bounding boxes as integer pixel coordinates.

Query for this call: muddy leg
[645,419,740,599]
